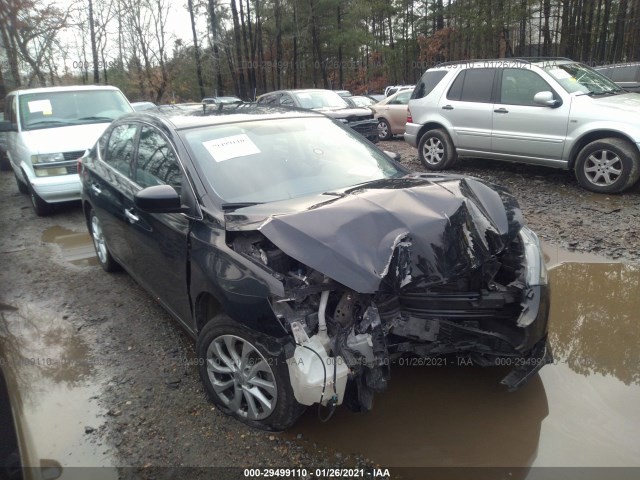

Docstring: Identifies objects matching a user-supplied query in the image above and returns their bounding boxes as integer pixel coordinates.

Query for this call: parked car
[343,95,377,108]
[371,89,412,140]
[405,58,640,194]
[202,96,243,105]
[79,105,552,431]
[384,85,414,97]
[0,86,133,215]
[256,89,378,143]
[0,112,9,171]
[334,90,352,97]
[131,101,157,111]
[594,62,640,93]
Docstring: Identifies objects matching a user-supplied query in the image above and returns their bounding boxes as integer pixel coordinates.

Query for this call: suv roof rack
[435,57,573,67]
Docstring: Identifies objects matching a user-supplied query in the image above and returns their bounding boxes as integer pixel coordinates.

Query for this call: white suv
[0,85,133,215]
[404,58,640,193]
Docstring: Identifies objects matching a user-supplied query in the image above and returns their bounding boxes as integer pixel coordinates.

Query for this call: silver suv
[404,58,640,193]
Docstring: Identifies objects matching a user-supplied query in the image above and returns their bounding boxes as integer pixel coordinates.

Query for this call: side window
[136,126,183,192]
[6,95,16,124]
[280,94,294,106]
[447,71,465,100]
[258,94,279,105]
[105,124,137,178]
[500,69,552,106]
[412,70,448,99]
[392,91,412,105]
[459,68,496,102]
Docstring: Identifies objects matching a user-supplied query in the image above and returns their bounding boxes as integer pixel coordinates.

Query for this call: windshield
[19,90,133,130]
[351,96,376,107]
[292,91,349,109]
[543,62,623,94]
[182,117,404,204]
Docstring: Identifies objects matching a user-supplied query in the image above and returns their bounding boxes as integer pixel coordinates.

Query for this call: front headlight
[519,226,548,286]
[32,153,65,164]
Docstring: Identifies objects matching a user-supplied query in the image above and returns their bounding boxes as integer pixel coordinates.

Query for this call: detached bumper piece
[348,119,379,143]
[500,339,553,391]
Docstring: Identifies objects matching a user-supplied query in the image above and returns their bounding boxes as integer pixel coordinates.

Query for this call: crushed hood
[225,175,523,293]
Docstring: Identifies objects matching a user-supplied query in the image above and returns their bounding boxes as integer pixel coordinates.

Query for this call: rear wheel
[418,129,458,170]
[197,315,305,431]
[89,209,120,272]
[575,138,640,193]
[377,118,392,141]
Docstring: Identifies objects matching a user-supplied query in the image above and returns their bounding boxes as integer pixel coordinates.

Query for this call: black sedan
[79,106,552,431]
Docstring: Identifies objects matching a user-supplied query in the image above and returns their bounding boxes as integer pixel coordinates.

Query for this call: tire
[377,118,392,141]
[14,171,28,194]
[89,209,121,272]
[27,182,53,216]
[418,128,458,170]
[0,156,10,171]
[574,138,640,194]
[197,315,305,431]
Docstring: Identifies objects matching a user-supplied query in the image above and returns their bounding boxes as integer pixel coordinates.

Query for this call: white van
[0,85,133,215]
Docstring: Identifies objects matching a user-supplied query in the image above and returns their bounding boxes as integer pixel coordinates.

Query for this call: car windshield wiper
[26,119,75,127]
[221,202,263,211]
[76,115,114,122]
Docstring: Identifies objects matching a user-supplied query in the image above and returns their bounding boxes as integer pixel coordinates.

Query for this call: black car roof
[115,104,326,130]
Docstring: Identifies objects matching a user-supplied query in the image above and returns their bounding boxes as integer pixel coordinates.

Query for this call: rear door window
[448,69,496,102]
[105,123,138,178]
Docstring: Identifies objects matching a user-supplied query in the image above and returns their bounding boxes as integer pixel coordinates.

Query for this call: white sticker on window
[548,69,572,80]
[203,134,261,162]
[27,99,53,115]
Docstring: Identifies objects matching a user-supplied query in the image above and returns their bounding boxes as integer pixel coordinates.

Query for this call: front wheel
[418,129,458,170]
[197,315,305,431]
[28,183,52,216]
[14,171,28,194]
[574,138,640,193]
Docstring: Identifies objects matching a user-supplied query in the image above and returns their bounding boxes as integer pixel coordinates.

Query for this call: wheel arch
[194,292,225,335]
[568,130,640,169]
[416,121,451,145]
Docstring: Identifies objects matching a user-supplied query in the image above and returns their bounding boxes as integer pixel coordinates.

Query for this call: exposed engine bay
[226,176,553,413]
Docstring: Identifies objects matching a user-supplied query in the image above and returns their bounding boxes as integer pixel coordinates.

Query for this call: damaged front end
[225,175,553,413]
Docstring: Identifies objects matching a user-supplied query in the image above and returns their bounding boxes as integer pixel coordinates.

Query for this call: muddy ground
[0,140,639,480]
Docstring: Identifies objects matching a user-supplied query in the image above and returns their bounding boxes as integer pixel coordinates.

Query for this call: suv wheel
[575,138,640,193]
[377,119,392,141]
[197,315,305,431]
[418,129,457,170]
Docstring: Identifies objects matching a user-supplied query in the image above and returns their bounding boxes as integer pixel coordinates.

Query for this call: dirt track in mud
[0,141,639,479]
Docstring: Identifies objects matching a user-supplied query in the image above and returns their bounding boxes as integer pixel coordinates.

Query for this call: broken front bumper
[500,337,553,391]
[348,119,379,143]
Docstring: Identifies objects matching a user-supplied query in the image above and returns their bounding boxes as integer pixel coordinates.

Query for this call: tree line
[1,0,639,102]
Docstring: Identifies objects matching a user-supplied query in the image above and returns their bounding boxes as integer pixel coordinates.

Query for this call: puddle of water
[289,247,640,472]
[41,226,98,267]
[0,303,117,477]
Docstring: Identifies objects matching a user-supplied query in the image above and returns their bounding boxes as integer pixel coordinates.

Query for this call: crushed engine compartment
[228,228,551,413]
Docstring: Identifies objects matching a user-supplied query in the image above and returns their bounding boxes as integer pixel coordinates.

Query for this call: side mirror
[134,185,188,213]
[383,150,401,162]
[533,91,560,107]
[0,121,17,132]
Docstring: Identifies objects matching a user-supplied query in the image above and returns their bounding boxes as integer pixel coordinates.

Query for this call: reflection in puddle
[290,251,640,472]
[41,226,98,267]
[0,303,116,475]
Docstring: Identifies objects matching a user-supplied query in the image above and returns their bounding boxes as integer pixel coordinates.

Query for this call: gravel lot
[0,137,638,478]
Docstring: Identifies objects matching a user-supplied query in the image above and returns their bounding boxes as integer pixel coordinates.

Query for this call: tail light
[407,107,413,123]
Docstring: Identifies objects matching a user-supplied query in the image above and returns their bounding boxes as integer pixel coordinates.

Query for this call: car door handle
[90,184,102,195]
[124,208,139,224]
[442,105,454,110]
[494,108,509,114]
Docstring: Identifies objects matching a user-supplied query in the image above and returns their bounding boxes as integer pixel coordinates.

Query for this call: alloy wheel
[583,150,623,186]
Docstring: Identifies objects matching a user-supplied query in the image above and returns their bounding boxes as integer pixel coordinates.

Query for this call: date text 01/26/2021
[243,468,391,478]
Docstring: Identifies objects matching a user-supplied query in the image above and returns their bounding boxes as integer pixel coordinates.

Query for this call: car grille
[63,151,85,161]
